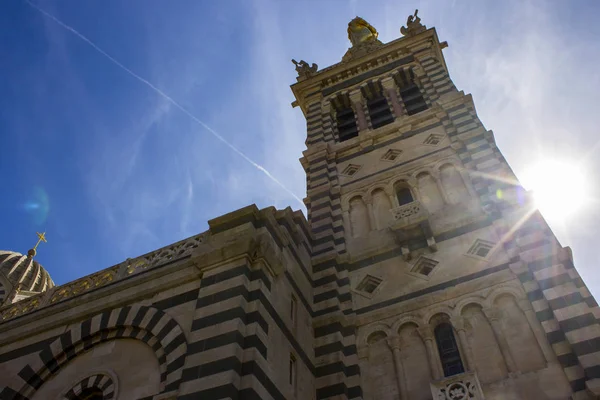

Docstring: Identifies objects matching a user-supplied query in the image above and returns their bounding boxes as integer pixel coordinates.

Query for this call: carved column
[518,299,557,364]
[381,76,404,117]
[418,326,443,379]
[387,336,409,400]
[483,307,517,373]
[452,317,476,372]
[349,89,368,131]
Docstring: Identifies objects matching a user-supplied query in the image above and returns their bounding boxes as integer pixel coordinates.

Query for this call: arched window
[78,387,104,400]
[331,94,359,142]
[396,187,414,206]
[337,106,359,141]
[434,323,465,377]
[394,68,428,116]
[367,95,394,128]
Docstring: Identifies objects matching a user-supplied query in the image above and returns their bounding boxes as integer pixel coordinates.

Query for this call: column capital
[417,326,434,341]
[483,307,504,322]
[451,317,468,332]
[387,336,402,350]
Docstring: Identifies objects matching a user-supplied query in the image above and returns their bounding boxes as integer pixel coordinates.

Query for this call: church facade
[1,12,600,400]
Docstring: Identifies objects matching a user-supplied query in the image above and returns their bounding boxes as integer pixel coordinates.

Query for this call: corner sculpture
[401,9,427,36]
[292,59,318,81]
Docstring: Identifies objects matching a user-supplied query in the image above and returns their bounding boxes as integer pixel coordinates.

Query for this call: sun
[520,160,588,222]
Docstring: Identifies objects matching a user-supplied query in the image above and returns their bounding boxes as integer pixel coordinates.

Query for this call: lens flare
[520,160,587,222]
[23,186,50,225]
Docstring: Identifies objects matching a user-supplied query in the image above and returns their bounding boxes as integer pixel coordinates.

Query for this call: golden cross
[33,232,47,251]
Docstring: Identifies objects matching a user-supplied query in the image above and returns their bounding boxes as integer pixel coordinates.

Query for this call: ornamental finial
[28,231,47,258]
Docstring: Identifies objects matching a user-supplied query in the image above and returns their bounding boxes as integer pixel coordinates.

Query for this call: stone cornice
[291,27,447,115]
[0,204,311,330]
[0,257,200,345]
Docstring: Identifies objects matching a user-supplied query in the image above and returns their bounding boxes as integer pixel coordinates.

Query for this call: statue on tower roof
[291,59,318,81]
[401,9,427,37]
[342,17,383,63]
[347,17,379,47]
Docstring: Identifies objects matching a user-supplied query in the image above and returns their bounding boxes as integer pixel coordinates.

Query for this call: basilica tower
[291,12,600,400]
[2,11,600,400]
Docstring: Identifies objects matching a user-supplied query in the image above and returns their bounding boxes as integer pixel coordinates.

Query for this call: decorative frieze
[0,232,209,323]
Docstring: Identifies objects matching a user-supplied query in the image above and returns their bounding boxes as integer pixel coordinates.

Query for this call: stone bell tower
[291,11,600,400]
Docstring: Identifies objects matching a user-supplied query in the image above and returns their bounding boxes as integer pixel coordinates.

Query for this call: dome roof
[0,250,54,294]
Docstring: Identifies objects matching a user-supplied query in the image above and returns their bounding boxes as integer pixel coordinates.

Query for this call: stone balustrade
[389,200,429,229]
[0,231,209,323]
[430,371,485,400]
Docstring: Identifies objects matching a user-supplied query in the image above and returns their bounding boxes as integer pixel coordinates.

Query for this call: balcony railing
[389,200,428,229]
[430,371,485,400]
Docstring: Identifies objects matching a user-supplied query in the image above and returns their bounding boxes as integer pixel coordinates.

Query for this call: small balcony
[389,200,429,230]
[430,371,485,400]
[389,200,436,260]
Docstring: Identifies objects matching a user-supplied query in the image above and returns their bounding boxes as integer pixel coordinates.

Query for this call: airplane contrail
[24,0,305,206]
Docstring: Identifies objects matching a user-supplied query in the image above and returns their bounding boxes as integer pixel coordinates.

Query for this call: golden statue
[347,17,378,46]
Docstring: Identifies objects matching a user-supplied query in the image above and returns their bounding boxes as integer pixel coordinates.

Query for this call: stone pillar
[349,89,368,131]
[452,317,476,372]
[321,100,336,143]
[381,76,404,117]
[387,337,409,400]
[357,346,371,397]
[418,326,443,379]
[518,299,557,364]
[366,201,376,231]
[433,170,451,204]
[483,307,517,373]
[342,210,351,235]
[388,192,398,208]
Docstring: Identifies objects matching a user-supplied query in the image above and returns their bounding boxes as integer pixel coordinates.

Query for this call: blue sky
[1,1,599,297]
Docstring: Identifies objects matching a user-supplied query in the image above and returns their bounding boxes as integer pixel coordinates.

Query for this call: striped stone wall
[303,90,361,399]
[3,304,188,400]
[426,61,600,397]
[506,215,600,398]
[0,205,319,400]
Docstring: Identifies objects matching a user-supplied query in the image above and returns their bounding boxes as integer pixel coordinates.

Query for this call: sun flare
[520,160,587,221]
